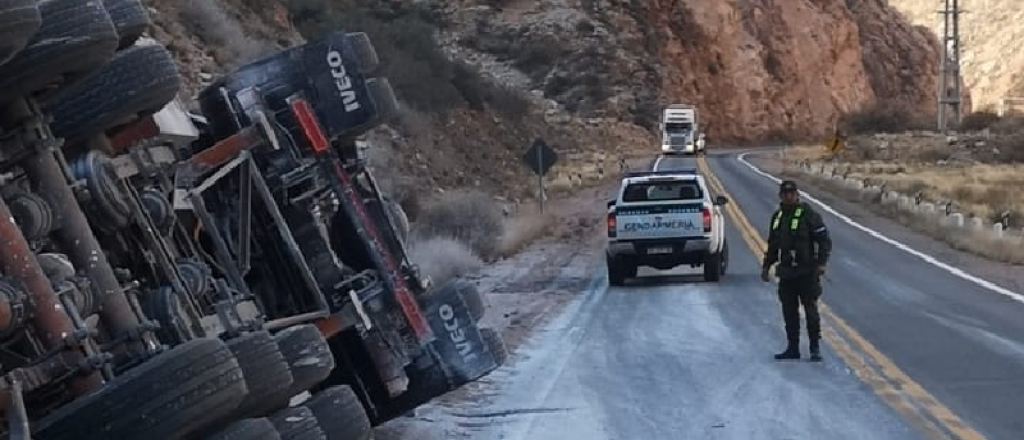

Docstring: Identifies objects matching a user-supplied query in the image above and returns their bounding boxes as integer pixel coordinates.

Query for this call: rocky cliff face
[139,0,945,202]
[889,0,1017,112]
[440,0,942,142]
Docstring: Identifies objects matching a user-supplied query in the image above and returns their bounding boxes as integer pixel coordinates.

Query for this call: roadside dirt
[374,182,615,439]
[752,153,1024,292]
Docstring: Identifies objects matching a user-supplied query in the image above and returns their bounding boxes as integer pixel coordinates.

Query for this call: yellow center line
[695,156,986,440]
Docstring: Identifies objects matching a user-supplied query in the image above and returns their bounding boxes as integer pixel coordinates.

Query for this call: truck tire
[345,32,378,74]
[303,385,372,440]
[206,418,281,440]
[46,43,181,141]
[275,324,336,400]
[33,338,248,440]
[228,331,296,418]
[0,0,41,66]
[0,0,118,104]
[382,197,409,244]
[456,280,486,322]
[365,77,398,123]
[269,406,327,440]
[102,0,149,48]
[424,279,485,322]
[480,327,507,366]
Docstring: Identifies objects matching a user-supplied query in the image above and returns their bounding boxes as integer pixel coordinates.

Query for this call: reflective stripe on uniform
[772,206,804,231]
[790,207,803,230]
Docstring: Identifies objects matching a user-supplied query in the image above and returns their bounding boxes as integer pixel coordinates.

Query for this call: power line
[937,0,963,131]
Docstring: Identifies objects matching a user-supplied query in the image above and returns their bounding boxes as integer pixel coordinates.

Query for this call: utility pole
[937,0,963,131]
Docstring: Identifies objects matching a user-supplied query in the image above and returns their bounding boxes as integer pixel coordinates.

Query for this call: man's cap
[779,180,799,193]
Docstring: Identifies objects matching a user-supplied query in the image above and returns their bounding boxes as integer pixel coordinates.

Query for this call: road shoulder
[376,184,612,439]
[749,152,1024,293]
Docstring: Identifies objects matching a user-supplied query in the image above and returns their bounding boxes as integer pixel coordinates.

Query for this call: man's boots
[809,338,822,362]
[774,337,800,360]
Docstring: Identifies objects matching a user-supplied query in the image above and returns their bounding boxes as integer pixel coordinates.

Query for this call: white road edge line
[736,151,1024,304]
[652,154,664,170]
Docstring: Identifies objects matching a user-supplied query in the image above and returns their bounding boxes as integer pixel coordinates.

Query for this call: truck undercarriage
[0,1,505,439]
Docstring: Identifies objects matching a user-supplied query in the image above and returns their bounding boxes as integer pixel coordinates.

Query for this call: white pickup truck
[605,169,729,285]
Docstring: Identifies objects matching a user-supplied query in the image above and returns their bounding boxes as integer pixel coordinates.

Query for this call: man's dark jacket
[762,202,832,279]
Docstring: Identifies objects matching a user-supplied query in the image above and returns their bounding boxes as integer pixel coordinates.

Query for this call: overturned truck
[0,1,505,439]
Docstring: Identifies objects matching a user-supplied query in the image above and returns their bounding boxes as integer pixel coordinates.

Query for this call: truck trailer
[0,1,505,438]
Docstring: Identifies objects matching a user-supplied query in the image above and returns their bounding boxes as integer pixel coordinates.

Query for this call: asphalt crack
[450,407,574,419]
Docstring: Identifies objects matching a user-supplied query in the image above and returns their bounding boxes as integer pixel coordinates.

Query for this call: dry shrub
[786,167,1024,264]
[284,1,531,117]
[840,101,932,135]
[989,115,1024,135]
[843,163,1024,227]
[413,190,505,259]
[177,0,277,67]
[498,206,553,257]
[957,111,1001,132]
[405,236,482,284]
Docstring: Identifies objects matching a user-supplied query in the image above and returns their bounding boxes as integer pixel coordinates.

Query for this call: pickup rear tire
[703,240,727,282]
[606,256,635,286]
[720,239,729,275]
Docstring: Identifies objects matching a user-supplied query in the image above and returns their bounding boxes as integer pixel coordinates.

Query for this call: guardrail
[793,160,1023,241]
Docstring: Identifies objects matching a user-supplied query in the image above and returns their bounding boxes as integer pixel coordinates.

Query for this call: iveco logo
[439,303,479,363]
[326,49,361,112]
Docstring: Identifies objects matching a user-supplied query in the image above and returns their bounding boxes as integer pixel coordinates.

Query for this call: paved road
[700,151,1024,440]
[426,152,938,440]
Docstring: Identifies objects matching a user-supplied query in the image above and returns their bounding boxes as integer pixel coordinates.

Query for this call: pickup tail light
[702,207,712,232]
[607,212,617,237]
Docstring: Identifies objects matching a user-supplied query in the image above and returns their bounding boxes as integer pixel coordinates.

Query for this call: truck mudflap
[418,283,503,385]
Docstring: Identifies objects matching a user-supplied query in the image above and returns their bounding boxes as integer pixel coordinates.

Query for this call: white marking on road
[736,152,1024,304]
[652,155,664,170]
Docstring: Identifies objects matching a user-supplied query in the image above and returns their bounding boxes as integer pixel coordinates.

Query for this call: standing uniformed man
[760,180,832,362]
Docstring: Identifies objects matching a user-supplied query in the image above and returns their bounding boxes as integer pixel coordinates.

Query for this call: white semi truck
[660,104,703,155]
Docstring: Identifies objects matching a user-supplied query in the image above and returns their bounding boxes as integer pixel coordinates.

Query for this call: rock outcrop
[438,0,942,143]
[889,0,1017,113]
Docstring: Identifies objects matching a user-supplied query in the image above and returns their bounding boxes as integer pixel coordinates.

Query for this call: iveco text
[439,303,478,363]
[327,48,361,112]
